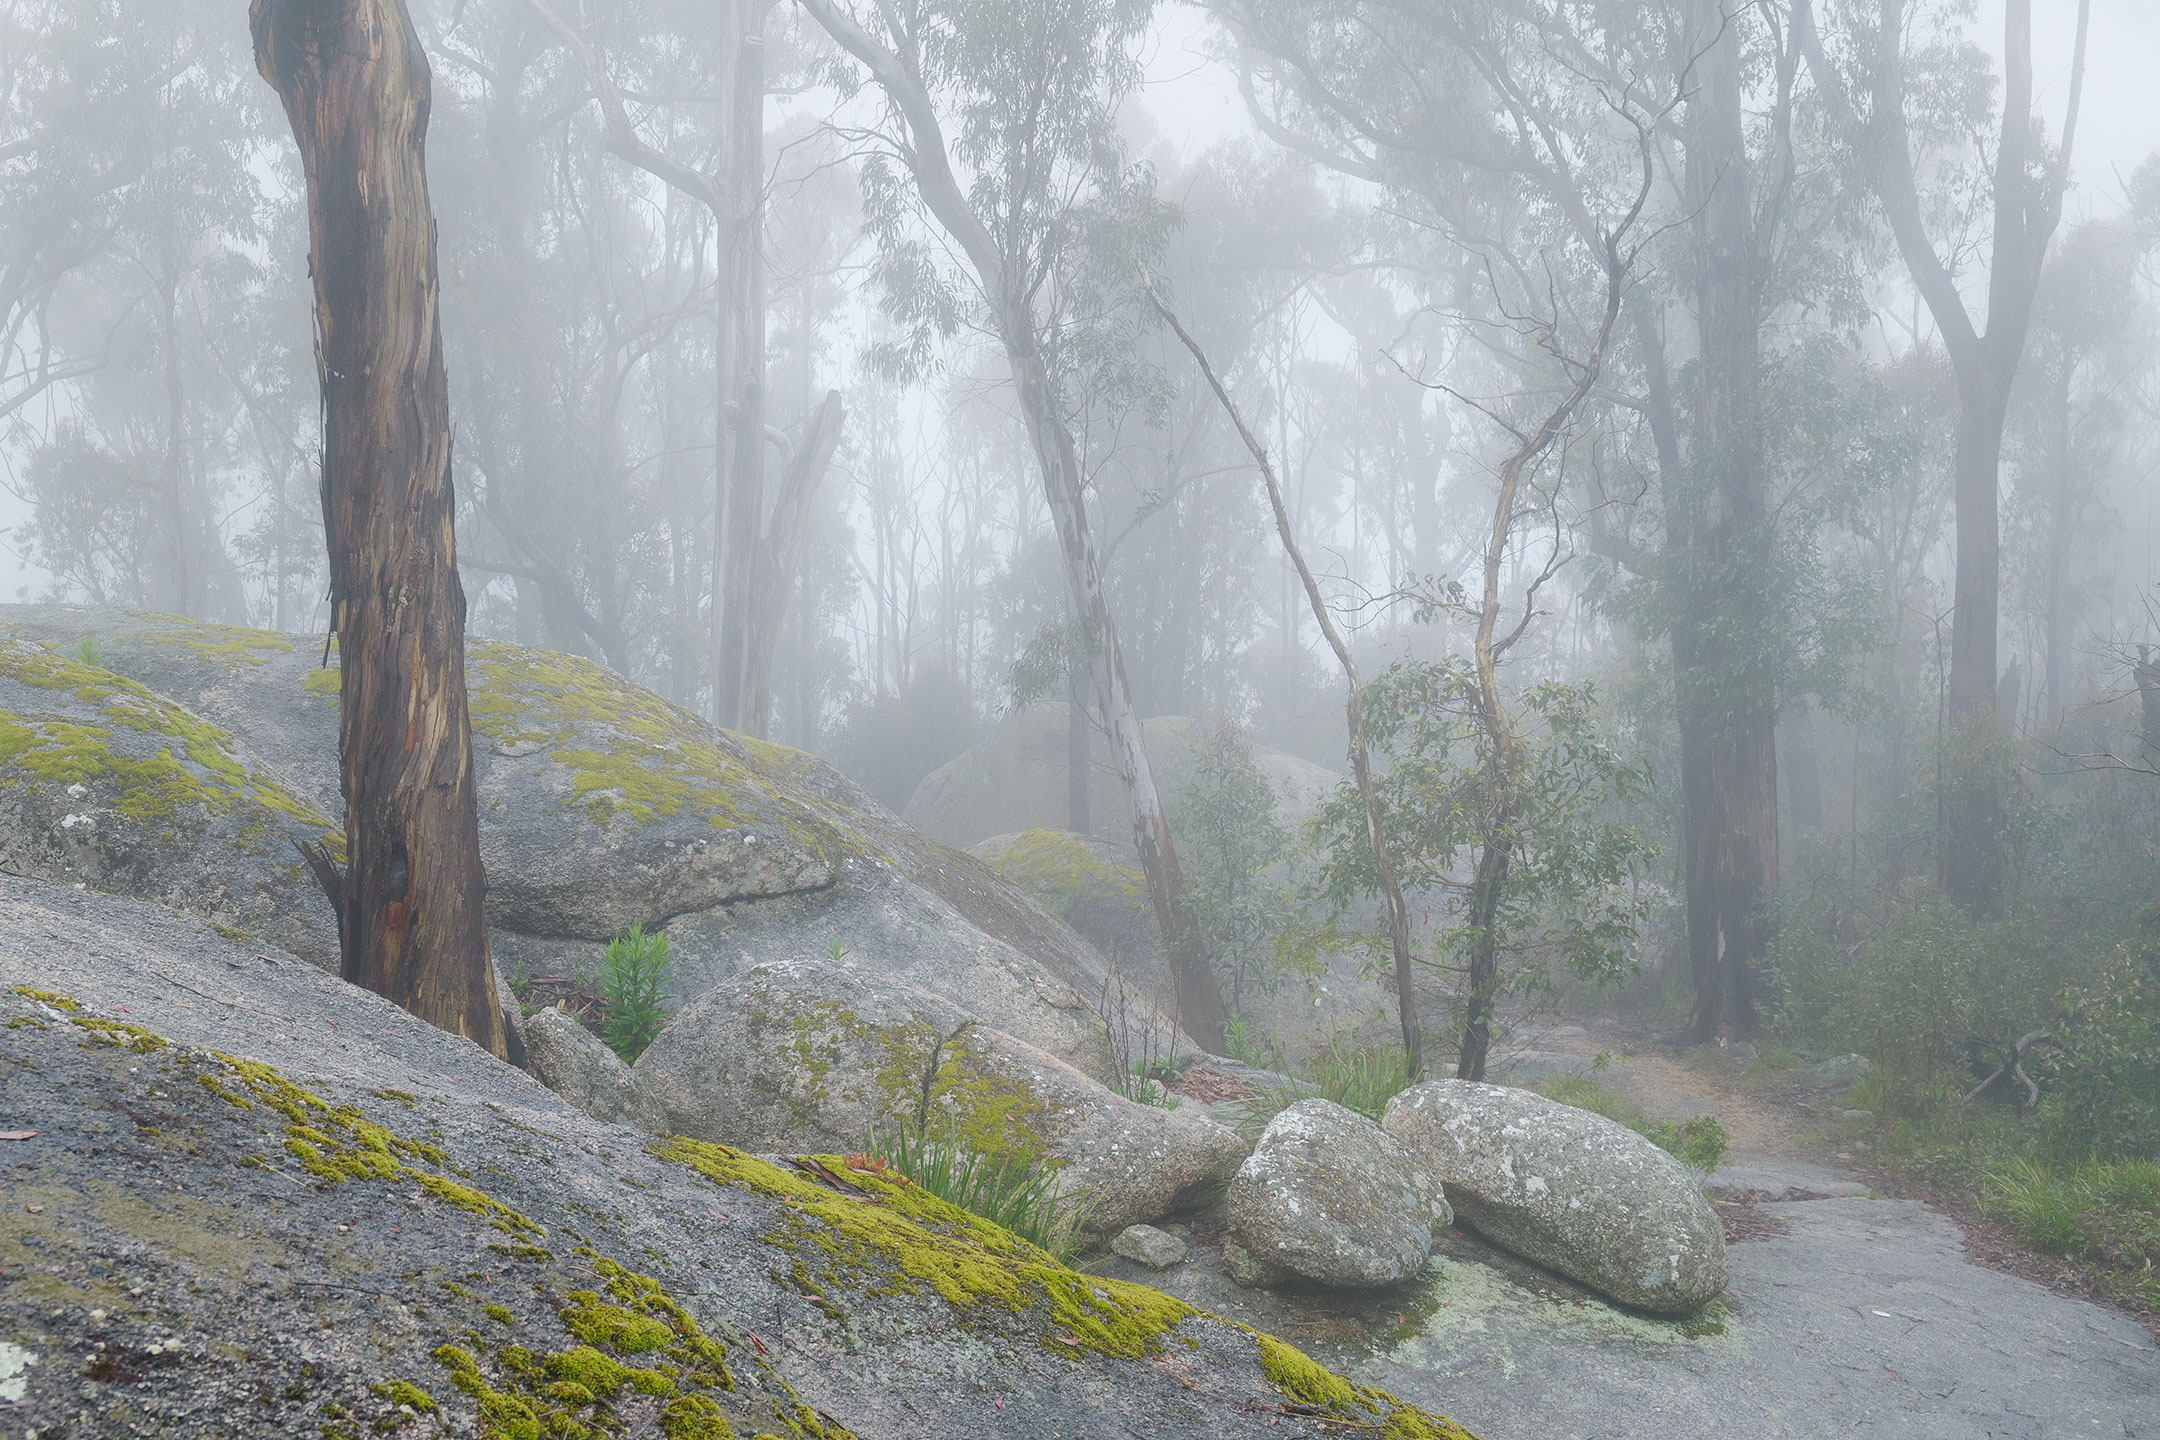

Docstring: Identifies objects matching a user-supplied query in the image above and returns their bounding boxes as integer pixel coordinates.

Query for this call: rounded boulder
[1226,1099,1448,1290]
[1383,1080,1728,1314]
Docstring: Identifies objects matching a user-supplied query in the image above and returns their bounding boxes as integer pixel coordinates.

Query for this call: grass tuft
[863,1123,1089,1263]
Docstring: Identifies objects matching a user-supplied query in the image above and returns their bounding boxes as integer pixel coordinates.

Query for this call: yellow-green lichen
[0,638,336,840]
[136,621,296,667]
[462,643,852,858]
[652,1138,1195,1360]
[1256,1334,1477,1440]
[977,828,1147,924]
[756,1000,1049,1167]
[370,1380,439,1415]
[71,1016,168,1053]
[11,985,78,1012]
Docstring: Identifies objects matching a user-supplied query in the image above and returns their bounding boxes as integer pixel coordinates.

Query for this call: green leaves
[601,926,673,1065]
[1308,660,1654,1003]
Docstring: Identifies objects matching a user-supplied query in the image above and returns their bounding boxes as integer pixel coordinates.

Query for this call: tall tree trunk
[253,0,505,1058]
[739,391,844,739]
[797,0,1230,1052]
[709,1,768,732]
[1797,0,2090,910]
[1680,0,1778,1043]
[1007,332,1228,1052]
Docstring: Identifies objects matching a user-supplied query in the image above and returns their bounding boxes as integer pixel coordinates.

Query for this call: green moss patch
[653,1138,1193,1360]
[0,638,335,839]
[463,645,846,856]
[977,828,1147,924]
[1257,1334,1477,1439]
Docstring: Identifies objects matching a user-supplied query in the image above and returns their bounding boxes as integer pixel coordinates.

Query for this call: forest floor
[1104,1017,2160,1440]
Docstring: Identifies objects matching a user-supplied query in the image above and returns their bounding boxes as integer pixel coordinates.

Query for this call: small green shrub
[2051,941,2160,1159]
[864,1123,1088,1262]
[1648,1114,1730,1178]
[600,925,671,1063]
[75,635,101,667]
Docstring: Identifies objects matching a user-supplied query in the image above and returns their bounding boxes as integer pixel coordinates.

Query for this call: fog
[4,0,2158,1120]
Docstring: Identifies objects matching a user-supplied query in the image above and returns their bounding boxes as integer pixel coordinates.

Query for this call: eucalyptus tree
[1215,0,1876,1040]
[253,0,507,1057]
[1796,0,2092,910]
[795,0,1231,1049]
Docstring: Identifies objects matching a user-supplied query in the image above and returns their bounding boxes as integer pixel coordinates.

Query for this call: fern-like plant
[601,925,672,1063]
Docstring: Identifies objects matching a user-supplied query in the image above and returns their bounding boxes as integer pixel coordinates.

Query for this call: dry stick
[1145,283,1424,1080]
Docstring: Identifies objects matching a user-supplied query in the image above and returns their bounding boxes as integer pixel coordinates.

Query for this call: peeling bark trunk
[253,0,505,1058]
[1007,335,1227,1052]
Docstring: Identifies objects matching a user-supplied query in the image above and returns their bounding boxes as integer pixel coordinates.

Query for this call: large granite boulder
[1383,1080,1728,1314]
[0,875,1477,1440]
[0,605,1119,1081]
[0,635,342,965]
[909,707,1339,850]
[634,957,1248,1236]
[972,826,1405,1061]
[1225,1099,1449,1290]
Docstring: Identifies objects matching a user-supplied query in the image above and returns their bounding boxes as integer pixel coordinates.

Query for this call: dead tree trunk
[253,0,505,1058]
[797,0,1229,1052]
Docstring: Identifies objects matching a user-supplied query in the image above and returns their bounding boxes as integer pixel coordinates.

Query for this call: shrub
[601,925,672,1064]
[864,1123,1088,1262]
[2051,940,2160,1159]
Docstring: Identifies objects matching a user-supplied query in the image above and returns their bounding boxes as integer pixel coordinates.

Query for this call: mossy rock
[0,876,1477,1440]
[636,957,1248,1237]
[0,636,342,964]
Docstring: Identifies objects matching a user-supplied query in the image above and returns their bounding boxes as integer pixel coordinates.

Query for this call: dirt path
[1111,1017,2160,1440]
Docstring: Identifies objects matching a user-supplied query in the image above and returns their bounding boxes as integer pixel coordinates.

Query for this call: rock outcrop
[1225,1099,1449,1290]
[0,634,342,966]
[971,826,1403,1061]
[0,875,1478,1439]
[909,707,1339,850]
[0,604,1118,1084]
[1384,1080,1728,1314]
[634,957,1247,1237]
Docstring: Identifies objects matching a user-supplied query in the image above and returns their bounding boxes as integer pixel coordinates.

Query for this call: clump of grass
[864,1123,1090,1264]
[1537,1075,1728,1177]
[1232,1033,1414,1136]
[1981,1156,2160,1306]
[600,925,671,1063]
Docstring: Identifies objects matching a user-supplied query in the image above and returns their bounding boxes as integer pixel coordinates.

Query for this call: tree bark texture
[253,0,506,1058]
[1677,0,1778,1043]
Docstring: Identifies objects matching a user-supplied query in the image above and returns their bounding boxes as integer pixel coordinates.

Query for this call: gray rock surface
[1112,1224,1189,1269]
[0,604,1122,1084]
[523,1006,646,1125]
[1226,1100,1449,1291]
[0,633,343,965]
[970,827,1404,1061]
[634,957,1249,1237]
[1805,1053,1873,1092]
[1385,1080,1728,1314]
[0,875,1469,1440]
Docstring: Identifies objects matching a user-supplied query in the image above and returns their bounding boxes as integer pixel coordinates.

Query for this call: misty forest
[1,1,2158,1437]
